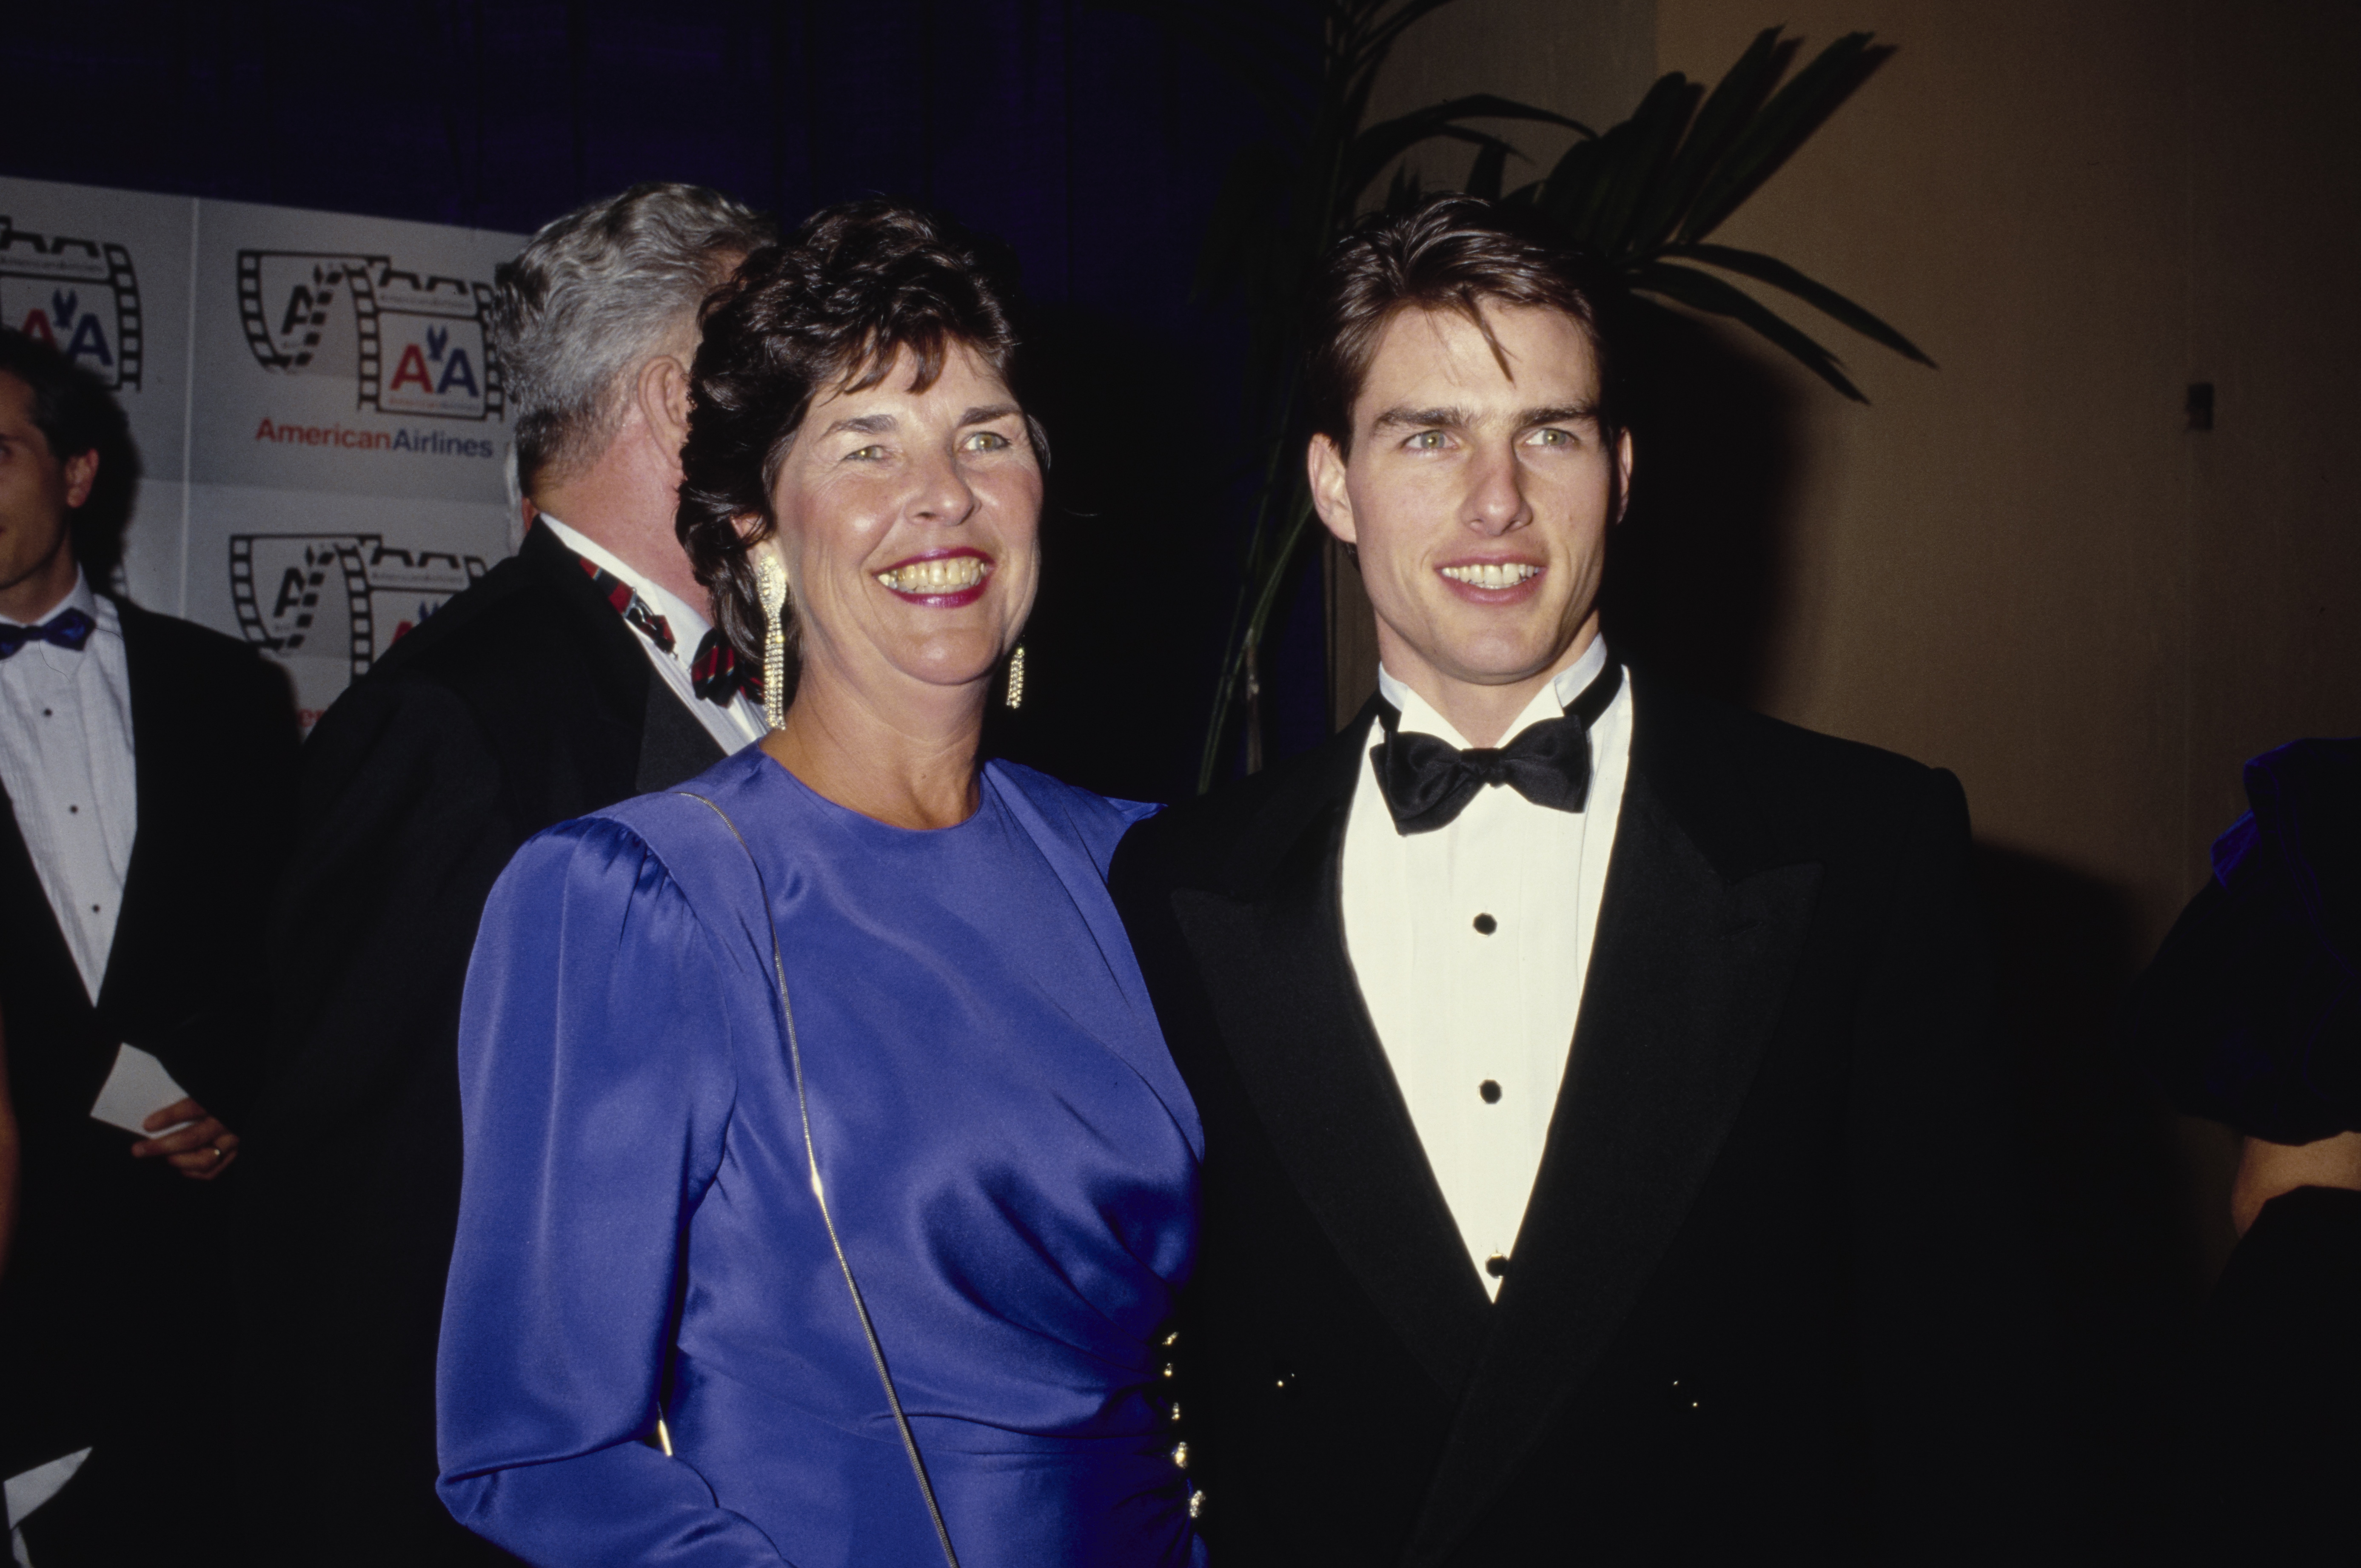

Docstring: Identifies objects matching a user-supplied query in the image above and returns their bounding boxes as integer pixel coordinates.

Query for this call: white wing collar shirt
[0,568,137,1002]
[1340,635,1633,1298]
[536,514,767,754]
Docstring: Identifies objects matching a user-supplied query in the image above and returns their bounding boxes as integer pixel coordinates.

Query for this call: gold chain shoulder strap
[673,791,961,1568]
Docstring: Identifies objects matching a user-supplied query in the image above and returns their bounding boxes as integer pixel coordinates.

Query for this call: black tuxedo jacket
[0,598,298,1473]
[238,522,727,1566]
[1109,671,2053,1565]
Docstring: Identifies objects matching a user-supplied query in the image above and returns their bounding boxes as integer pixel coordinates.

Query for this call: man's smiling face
[1309,300,1630,724]
[0,369,94,620]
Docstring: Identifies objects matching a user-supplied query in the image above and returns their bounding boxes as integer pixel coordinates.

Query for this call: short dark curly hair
[1302,193,1620,458]
[676,199,1034,686]
[0,327,139,586]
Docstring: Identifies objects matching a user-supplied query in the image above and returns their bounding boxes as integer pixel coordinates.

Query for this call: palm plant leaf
[1341,95,1590,212]
[1565,126,1637,243]
[1665,242,1934,365]
[1586,72,1699,259]
[1606,75,1708,257]
[1624,28,1785,253]
[1628,261,1865,401]
[1387,157,1427,209]
[1464,138,1511,200]
[1539,132,1606,220]
[1681,30,1876,243]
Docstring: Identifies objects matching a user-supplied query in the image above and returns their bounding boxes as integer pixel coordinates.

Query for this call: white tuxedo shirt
[0,569,136,1001]
[1340,637,1633,1295]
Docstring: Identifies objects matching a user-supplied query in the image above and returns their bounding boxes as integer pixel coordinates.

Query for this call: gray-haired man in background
[238,184,772,1566]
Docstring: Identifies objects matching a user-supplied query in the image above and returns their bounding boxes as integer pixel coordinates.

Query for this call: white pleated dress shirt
[1340,637,1633,1297]
[536,515,768,754]
[0,569,137,1001]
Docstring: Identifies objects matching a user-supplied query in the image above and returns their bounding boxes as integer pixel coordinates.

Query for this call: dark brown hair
[0,327,139,587]
[1302,193,1620,456]
[676,199,1032,676]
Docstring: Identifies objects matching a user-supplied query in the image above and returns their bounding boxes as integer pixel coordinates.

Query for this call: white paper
[6,1446,91,1556]
[88,1044,192,1138]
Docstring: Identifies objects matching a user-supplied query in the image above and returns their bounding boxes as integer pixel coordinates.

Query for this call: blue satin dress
[435,750,1204,1567]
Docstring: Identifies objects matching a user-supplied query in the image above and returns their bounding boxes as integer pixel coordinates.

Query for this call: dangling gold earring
[753,541,788,730]
[1004,643,1027,710]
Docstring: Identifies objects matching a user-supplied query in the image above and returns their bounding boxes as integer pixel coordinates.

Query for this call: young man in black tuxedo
[237,184,773,1565]
[0,328,299,1562]
[1111,196,2051,1564]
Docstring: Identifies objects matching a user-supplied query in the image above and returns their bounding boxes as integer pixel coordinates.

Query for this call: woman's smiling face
[767,340,1041,703]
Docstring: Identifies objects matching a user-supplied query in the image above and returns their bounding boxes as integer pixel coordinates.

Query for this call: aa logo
[229,533,488,678]
[381,315,489,417]
[0,215,143,390]
[237,251,503,422]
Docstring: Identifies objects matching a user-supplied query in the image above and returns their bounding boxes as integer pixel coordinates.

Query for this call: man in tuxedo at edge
[238,184,773,1565]
[0,328,299,1562]
[1110,195,2050,1563]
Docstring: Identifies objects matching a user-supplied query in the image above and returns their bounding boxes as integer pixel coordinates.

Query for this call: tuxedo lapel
[521,521,656,737]
[1404,700,1824,1565]
[516,521,723,798]
[97,601,185,1016]
[1169,713,1493,1399]
[635,670,727,792]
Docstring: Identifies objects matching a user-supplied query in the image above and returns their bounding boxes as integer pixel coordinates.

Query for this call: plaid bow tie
[690,626,762,709]
[578,557,676,655]
[0,607,97,660]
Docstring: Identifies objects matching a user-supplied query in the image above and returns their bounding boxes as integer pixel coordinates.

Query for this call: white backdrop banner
[0,175,526,728]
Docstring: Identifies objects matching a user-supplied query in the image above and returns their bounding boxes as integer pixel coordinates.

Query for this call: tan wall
[2184,1,2361,884]
[1348,3,2361,1319]
[1358,0,2361,955]
[1367,0,1658,179]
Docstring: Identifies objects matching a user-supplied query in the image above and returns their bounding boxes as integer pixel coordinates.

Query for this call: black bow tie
[0,607,96,660]
[1371,657,1623,835]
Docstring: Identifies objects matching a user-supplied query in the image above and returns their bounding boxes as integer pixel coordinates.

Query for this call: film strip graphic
[230,534,488,681]
[231,532,372,679]
[235,251,369,373]
[0,214,143,390]
[236,251,503,421]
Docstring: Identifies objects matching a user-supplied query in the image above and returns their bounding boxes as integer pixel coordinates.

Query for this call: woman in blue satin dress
[433,201,1203,1567]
